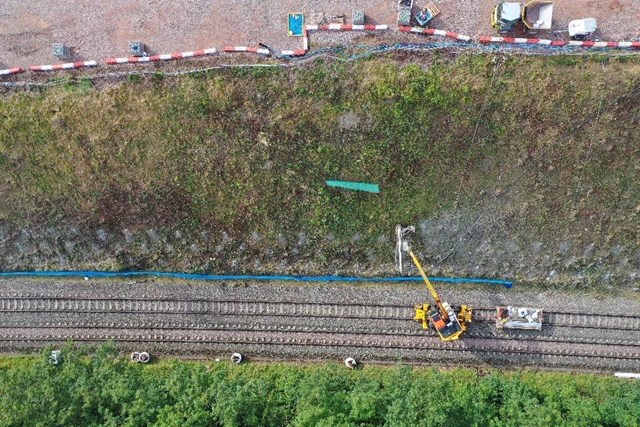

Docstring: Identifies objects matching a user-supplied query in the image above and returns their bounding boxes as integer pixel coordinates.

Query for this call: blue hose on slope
[0,270,513,288]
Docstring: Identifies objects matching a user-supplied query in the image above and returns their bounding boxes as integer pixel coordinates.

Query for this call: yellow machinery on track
[396,225,472,342]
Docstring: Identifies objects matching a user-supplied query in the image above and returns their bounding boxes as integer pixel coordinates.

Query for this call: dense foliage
[0,345,638,426]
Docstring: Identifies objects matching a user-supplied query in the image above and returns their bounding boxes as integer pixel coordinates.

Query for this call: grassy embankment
[0,55,639,287]
[0,344,638,426]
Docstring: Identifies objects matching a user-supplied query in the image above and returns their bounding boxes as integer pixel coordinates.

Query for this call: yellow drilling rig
[396,225,472,342]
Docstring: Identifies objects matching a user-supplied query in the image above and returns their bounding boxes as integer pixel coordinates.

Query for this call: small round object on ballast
[231,352,243,364]
[139,352,150,363]
[131,352,140,362]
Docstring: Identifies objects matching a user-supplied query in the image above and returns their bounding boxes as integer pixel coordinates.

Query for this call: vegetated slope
[0,54,639,289]
[0,345,638,426]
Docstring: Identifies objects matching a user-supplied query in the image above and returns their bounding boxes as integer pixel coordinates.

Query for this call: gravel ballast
[1,277,638,372]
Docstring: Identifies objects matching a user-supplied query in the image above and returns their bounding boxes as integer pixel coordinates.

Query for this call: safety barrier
[223,46,270,55]
[29,61,97,71]
[0,67,24,76]
[298,24,388,56]
[4,41,637,86]
[0,270,514,288]
[479,36,640,49]
[280,49,307,56]
[106,48,218,64]
[399,26,471,42]
[3,26,640,79]
[280,29,309,57]
[305,24,388,31]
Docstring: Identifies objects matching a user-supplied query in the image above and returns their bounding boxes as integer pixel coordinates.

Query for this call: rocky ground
[1,215,638,292]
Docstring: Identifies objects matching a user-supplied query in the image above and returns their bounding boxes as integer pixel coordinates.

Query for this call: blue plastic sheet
[288,13,304,37]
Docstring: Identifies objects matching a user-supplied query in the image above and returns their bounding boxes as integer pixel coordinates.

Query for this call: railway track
[0,328,638,361]
[1,295,638,368]
[1,296,639,330]
[0,297,408,319]
[0,320,637,347]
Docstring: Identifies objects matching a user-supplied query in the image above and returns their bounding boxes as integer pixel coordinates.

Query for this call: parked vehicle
[491,2,522,33]
[496,306,543,330]
[569,18,597,40]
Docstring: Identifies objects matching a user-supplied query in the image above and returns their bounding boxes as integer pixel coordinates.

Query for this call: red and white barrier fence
[223,46,270,55]
[5,25,640,79]
[106,48,218,64]
[298,24,387,55]
[281,30,309,56]
[29,61,98,71]
[0,67,24,76]
[398,26,471,42]
[479,36,640,49]
[306,24,388,31]
[280,49,307,56]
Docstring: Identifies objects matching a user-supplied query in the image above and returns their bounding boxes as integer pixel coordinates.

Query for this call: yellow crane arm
[407,249,441,304]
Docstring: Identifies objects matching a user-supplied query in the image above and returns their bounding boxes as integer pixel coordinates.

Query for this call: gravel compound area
[1,0,640,69]
[1,277,639,372]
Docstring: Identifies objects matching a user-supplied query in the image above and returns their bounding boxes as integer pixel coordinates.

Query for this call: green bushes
[0,345,638,426]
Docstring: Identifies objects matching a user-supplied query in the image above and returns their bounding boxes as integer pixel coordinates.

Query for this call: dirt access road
[1,0,639,68]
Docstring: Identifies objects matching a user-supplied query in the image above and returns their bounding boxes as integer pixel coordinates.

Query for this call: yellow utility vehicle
[491,2,521,33]
[396,225,472,342]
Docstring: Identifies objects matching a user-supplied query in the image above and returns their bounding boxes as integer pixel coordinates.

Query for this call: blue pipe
[0,270,513,288]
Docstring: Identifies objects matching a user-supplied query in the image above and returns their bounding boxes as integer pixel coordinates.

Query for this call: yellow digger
[396,225,472,342]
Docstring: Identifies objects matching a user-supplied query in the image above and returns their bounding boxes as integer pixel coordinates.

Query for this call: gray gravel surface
[2,276,639,313]
[2,0,639,68]
[0,277,638,372]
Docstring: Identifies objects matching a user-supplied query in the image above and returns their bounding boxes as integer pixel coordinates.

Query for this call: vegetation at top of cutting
[0,344,638,426]
[0,54,639,287]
